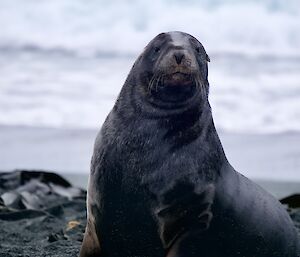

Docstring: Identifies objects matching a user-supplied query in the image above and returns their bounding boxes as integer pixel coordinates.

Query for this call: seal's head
[133,31,210,105]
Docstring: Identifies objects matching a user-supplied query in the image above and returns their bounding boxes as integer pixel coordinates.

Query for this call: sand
[0,170,299,257]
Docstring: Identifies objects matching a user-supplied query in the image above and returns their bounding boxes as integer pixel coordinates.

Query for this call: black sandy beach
[0,126,300,256]
[0,170,299,257]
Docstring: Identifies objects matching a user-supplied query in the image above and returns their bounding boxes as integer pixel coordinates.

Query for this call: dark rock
[0,170,86,257]
[280,194,300,208]
[48,229,67,242]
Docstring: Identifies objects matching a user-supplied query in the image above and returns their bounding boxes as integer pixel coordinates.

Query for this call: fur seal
[79,31,299,257]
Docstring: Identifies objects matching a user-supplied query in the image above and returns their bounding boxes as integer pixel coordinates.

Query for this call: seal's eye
[196,47,200,53]
[154,47,160,53]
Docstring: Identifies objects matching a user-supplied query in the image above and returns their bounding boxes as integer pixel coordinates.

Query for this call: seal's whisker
[149,73,158,92]
[155,72,161,92]
[194,73,205,99]
[148,78,153,92]
[150,70,163,92]
[156,75,162,92]
[200,76,205,98]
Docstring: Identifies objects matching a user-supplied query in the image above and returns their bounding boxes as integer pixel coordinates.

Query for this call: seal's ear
[206,54,210,62]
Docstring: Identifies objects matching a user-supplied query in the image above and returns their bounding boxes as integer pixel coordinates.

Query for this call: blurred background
[0,0,299,195]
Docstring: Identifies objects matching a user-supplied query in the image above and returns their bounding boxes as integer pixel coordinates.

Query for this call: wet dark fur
[79,32,299,257]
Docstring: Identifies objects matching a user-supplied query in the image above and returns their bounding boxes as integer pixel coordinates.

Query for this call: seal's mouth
[148,71,198,103]
[164,72,193,87]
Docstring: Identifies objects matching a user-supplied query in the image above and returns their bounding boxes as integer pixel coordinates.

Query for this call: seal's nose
[174,52,184,64]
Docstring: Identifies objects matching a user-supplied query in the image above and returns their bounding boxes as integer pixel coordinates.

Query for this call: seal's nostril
[174,52,184,64]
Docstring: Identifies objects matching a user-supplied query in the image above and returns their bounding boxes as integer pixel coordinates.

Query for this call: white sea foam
[0,0,299,133]
[0,0,299,57]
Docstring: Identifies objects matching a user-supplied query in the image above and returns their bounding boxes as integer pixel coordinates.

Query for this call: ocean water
[0,0,300,134]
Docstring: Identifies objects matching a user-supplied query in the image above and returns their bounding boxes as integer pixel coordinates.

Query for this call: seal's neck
[115,75,227,163]
[114,82,228,175]
[116,75,208,120]
[160,103,217,147]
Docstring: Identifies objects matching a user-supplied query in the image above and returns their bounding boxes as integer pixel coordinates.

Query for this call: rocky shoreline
[0,170,299,257]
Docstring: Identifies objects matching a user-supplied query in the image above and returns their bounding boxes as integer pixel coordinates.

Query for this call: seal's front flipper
[79,219,101,257]
[156,184,215,249]
[165,231,219,257]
